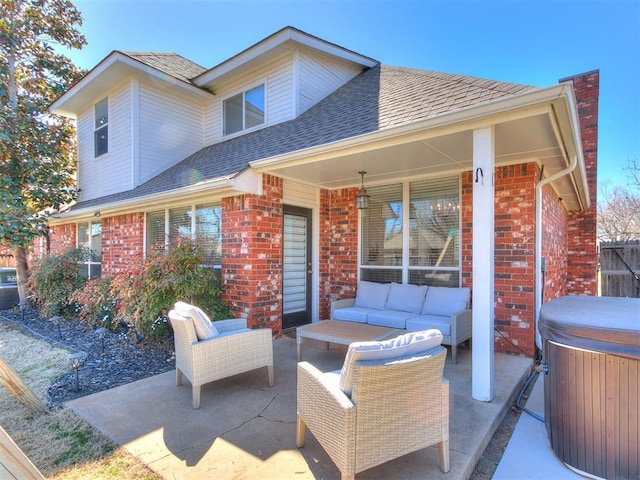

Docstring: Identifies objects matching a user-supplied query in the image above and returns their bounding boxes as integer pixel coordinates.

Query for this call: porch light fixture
[355,171,370,209]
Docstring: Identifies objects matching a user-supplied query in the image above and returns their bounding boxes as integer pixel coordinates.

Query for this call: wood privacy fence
[598,240,640,298]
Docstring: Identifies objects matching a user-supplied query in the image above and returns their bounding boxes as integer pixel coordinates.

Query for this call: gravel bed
[0,309,175,406]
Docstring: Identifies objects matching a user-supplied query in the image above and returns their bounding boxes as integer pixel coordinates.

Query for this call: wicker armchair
[168,309,274,409]
[296,342,449,480]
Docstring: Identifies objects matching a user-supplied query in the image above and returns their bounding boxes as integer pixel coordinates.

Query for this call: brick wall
[564,71,599,295]
[49,224,76,254]
[221,174,283,333]
[541,181,569,301]
[101,213,145,276]
[318,187,359,320]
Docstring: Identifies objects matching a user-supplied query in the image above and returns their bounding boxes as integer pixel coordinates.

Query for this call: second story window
[94,97,108,157]
[223,84,265,136]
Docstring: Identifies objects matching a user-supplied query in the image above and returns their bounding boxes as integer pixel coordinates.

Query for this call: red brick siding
[318,187,359,320]
[101,213,145,276]
[221,174,283,333]
[493,164,537,356]
[541,180,569,301]
[565,71,599,295]
[49,224,76,254]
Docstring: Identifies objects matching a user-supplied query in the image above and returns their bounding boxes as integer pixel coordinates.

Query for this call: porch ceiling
[259,111,587,211]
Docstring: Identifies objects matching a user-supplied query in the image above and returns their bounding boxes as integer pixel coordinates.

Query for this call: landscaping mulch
[0,309,175,405]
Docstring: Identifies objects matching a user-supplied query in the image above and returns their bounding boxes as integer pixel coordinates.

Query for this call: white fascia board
[51,52,212,118]
[193,27,377,87]
[250,84,577,170]
[229,169,263,195]
[49,177,234,223]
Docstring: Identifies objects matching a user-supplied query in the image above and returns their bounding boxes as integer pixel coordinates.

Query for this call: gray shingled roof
[120,52,207,83]
[70,65,534,211]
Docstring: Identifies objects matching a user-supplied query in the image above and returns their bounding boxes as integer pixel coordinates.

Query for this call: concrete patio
[66,335,532,479]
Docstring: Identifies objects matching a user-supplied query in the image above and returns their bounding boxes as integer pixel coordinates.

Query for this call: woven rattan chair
[168,309,274,409]
[296,343,449,479]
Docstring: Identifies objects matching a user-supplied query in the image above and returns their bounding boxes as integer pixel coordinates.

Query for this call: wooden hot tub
[539,295,640,479]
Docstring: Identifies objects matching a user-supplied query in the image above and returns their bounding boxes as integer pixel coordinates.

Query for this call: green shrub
[28,247,91,317]
[111,241,230,340]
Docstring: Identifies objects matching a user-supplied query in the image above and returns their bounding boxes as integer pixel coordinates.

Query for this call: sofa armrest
[330,297,356,319]
[450,309,472,343]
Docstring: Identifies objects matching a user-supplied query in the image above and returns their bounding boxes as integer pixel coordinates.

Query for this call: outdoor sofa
[331,281,471,363]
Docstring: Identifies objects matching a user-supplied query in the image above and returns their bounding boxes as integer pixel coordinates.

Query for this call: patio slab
[66,335,532,479]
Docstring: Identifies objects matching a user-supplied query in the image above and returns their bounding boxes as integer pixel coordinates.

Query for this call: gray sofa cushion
[406,314,452,335]
[422,286,470,316]
[354,281,391,309]
[385,283,428,313]
[367,310,420,329]
[332,306,376,323]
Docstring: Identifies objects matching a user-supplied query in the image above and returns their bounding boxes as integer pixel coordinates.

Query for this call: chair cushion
[385,283,428,313]
[421,287,470,316]
[174,301,219,340]
[354,281,391,310]
[338,329,443,396]
[406,315,452,336]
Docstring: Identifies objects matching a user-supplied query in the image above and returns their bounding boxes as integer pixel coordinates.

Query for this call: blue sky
[63,0,640,189]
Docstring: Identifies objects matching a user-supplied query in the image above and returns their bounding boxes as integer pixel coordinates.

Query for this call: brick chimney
[560,70,600,295]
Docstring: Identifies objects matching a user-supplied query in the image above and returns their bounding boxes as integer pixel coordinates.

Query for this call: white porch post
[472,127,495,401]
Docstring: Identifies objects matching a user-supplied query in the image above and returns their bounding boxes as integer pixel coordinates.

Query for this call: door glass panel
[283,214,307,315]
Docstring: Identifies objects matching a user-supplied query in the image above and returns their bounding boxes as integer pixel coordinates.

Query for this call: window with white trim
[94,97,108,157]
[360,176,460,287]
[146,203,222,267]
[223,84,265,136]
[78,221,102,279]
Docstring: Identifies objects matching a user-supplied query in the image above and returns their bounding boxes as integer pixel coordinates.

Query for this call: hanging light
[355,170,370,209]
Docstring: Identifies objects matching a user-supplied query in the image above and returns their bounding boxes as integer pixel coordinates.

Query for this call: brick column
[563,70,599,295]
[221,174,283,332]
[318,187,359,320]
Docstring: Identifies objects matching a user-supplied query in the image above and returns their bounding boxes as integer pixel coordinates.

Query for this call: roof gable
[119,51,206,83]
[67,64,537,212]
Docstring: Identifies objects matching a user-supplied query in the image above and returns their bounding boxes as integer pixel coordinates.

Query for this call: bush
[28,247,91,317]
[110,241,230,340]
[69,277,119,330]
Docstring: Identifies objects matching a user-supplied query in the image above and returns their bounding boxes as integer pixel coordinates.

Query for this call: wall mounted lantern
[355,171,370,209]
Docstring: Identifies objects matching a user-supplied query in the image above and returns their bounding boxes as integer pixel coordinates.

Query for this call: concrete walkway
[66,336,532,479]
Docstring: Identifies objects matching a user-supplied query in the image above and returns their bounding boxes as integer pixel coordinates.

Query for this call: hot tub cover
[539,295,640,360]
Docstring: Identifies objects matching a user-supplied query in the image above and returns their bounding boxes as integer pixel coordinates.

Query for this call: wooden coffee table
[296,320,402,361]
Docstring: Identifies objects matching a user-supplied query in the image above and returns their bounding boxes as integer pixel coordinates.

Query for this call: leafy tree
[0,0,86,302]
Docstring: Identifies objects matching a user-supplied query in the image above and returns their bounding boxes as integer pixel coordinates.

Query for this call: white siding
[76,83,133,202]
[298,48,362,114]
[138,82,205,185]
[283,180,319,209]
[204,53,294,145]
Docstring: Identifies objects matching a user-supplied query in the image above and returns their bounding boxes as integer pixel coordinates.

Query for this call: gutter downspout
[535,155,578,349]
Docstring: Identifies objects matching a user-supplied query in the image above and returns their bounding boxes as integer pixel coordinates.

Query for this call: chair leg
[266,365,274,387]
[176,368,183,386]
[451,344,457,364]
[341,474,355,480]
[438,439,450,473]
[192,385,201,410]
[295,416,306,447]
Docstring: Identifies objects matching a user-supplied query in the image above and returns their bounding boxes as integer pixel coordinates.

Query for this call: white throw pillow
[385,283,428,314]
[338,329,443,396]
[354,281,391,309]
[174,301,219,340]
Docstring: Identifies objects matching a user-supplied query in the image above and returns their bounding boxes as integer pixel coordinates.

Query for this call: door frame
[282,204,313,330]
